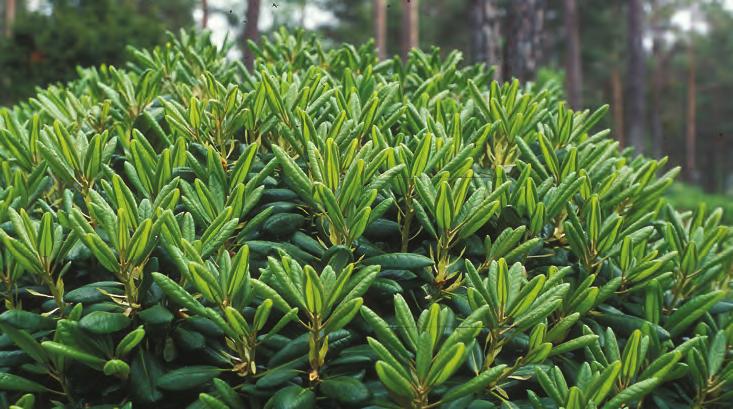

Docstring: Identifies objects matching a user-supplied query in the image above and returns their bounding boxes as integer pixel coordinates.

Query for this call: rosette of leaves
[0,28,729,409]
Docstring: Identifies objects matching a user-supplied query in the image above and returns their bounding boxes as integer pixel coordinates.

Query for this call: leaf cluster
[0,29,731,409]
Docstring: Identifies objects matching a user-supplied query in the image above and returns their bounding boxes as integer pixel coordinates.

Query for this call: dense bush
[0,29,731,408]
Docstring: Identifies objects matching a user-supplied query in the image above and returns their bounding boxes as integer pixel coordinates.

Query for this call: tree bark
[201,0,208,28]
[243,0,261,70]
[4,0,16,38]
[564,0,582,109]
[686,42,697,183]
[504,0,545,82]
[300,0,306,27]
[611,67,625,148]
[626,0,647,153]
[400,0,419,60]
[470,0,502,80]
[531,0,546,71]
[374,0,387,60]
[650,0,666,159]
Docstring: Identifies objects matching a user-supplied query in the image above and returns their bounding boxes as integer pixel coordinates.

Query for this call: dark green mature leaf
[79,311,131,334]
[156,366,223,391]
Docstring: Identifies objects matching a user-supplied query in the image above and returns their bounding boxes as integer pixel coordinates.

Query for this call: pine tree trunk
[243,0,261,69]
[374,0,387,60]
[564,0,582,109]
[611,67,625,148]
[686,43,697,183]
[400,0,419,60]
[504,0,545,82]
[4,0,16,38]
[650,0,665,159]
[202,0,208,28]
[531,0,546,70]
[470,0,502,80]
[626,0,647,153]
[300,0,306,27]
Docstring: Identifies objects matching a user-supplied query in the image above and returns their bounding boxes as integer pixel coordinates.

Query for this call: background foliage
[0,0,195,104]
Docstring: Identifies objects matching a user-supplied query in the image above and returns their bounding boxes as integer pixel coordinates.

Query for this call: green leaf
[548,334,598,357]
[0,310,56,331]
[411,133,433,177]
[271,145,314,205]
[152,272,208,316]
[0,322,48,365]
[508,274,545,317]
[130,349,164,404]
[156,366,222,391]
[361,306,410,360]
[587,361,621,404]
[103,359,130,379]
[256,368,299,389]
[537,132,560,179]
[393,294,418,349]
[707,331,727,376]
[115,325,146,356]
[362,253,434,270]
[459,200,500,239]
[79,311,131,334]
[253,299,273,331]
[601,378,660,409]
[496,259,509,310]
[535,367,563,405]
[199,393,229,409]
[621,330,643,382]
[441,364,507,402]
[588,194,601,246]
[304,266,324,314]
[0,373,49,393]
[127,218,155,265]
[435,180,454,232]
[320,376,371,405]
[267,385,316,409]
[84,233,119,272]
[323,297,362,333]
[667,291,726,337]
[427,342,466,386]
[42,341,105,370]
[375,360,414,398]
[38,212,54,262]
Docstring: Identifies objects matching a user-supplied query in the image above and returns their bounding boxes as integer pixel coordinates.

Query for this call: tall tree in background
[300,0,307,27]
[201,0,208,28]
[685,5,700,183]
[374,0,386,60]
[4,0,15,38]
[610,3,626,148]
[650,0,671,158]
[401,0,419,59]
[470,0,502,79]
[626,0,646,153]
[244,0,261,69]
[686,40,697,182]
[564,0,582,109]
[611,67,625,147]
[504,0,545,81]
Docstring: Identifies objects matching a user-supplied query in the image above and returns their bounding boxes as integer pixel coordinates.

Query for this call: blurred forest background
[1,0,733,214]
